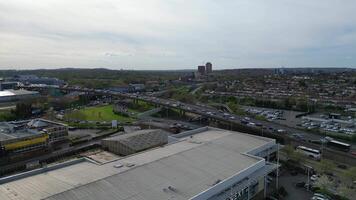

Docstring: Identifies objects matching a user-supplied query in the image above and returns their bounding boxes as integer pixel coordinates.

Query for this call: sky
[0,0,356,70]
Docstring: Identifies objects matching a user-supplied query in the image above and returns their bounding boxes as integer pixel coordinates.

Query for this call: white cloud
[0,0,356,69]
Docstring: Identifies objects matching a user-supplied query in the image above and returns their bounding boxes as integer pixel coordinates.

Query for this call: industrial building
[0,119,68,155]
[0,89,39,102]
[101,129,168,156]
[0,127,278,200]
[0,81,18,91]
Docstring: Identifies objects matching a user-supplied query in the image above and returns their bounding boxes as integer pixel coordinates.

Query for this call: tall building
[206,62,212,73]
[0,127,278,200]
[198,65,206,75]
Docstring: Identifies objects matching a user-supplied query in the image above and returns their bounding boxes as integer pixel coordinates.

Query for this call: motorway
[23,86,356,154]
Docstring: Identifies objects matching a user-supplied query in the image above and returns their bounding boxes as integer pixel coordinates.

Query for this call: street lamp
[305,164,313,191]
[276,143,280,190]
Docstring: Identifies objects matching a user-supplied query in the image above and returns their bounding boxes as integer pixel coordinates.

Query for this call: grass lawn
[65,105,134,122]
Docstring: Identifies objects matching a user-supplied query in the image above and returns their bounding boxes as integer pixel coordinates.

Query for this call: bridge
[21,85,356,163]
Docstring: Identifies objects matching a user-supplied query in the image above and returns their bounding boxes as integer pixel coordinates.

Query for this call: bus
[296,146,321,160]
[327,140,351,152]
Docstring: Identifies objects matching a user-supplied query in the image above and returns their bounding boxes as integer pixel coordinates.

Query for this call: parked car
[310,175,319,182]
[337,164,347,169]
[295,181,305,188]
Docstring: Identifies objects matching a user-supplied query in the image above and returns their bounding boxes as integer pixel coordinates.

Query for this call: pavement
[277,173,313,200]
[279,174,313,200]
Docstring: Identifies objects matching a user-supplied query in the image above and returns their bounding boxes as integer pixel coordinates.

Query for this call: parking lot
[266,168,313,200]
[278,173,313,200]
[300,115,355,136]
[243,106,303,128]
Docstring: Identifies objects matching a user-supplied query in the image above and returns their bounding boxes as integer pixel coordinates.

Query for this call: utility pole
[305,165,312,191]
[276,143,279,190]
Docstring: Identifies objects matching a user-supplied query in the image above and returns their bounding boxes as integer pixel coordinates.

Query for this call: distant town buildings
[198,65,206,74]
[197,62,213,75]
[206,62,213,73]
[128,83,145,92]
[0,81,17,91]
[12,75,65,86]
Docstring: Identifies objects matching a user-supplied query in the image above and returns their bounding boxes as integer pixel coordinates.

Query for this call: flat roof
[0,127,275,200]
[0,90,15,97]
[0,123,41,141]
[0,89,38,97]
[11,89,38,96]
[0,119,66,142]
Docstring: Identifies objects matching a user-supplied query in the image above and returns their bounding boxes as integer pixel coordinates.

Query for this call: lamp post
[305,165,312,191]
[276,143,279,190]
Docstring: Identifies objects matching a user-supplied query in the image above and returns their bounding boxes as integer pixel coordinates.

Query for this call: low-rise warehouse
[0,89,39,102]
[0,127,278,200]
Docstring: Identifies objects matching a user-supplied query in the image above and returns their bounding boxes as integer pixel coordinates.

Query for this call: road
[22,85,356,154]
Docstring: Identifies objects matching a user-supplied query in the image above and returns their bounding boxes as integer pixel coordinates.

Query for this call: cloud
[0,0,356,69]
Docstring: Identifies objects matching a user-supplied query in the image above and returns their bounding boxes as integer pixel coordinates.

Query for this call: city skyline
[1,0,356,70]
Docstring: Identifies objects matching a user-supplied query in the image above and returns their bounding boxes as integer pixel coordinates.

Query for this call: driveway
[278,173,313,200]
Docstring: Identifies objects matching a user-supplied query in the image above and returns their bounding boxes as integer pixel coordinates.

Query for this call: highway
[23,85,356,154]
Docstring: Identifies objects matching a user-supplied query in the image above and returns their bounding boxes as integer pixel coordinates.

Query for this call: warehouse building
[0,119,68,155]
[101,129,168,156]
[0,127,278,200]
[0,81,18,91]
[0,89,39,102]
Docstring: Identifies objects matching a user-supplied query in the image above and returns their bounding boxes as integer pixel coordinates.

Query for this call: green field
[65,105,134,122]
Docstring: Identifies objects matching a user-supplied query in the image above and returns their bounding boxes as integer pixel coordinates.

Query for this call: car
[113,164,123,168]
[311,197,327,200]
[292,133,305,140]
[266,196,278,200]
[247,122,256,126]
[295,181,305,188]
[125,163,135,167]
[255,122,263,127]
[310,175,319,181]
[290,170,298,176]
[277,129,286,134]
[337,164,347,169]
[313,193,330,200]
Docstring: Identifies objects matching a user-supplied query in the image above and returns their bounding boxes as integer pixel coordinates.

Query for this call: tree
[12,103,32,119]
[227,96,237,104]
[290,151,306,165]
[284,145,295,160]
[337,183,355,199]
[314,175,333,192]
[316,159,336,174]
[283,145,306,165]
[341,167,356,185]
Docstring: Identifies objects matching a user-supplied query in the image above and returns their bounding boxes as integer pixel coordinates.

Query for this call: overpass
[22,85,356,155]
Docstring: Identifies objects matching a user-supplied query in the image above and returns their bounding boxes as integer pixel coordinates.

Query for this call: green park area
[65,105,135,123]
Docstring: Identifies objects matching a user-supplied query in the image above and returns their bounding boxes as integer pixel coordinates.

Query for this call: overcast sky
[0,0,356,70]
